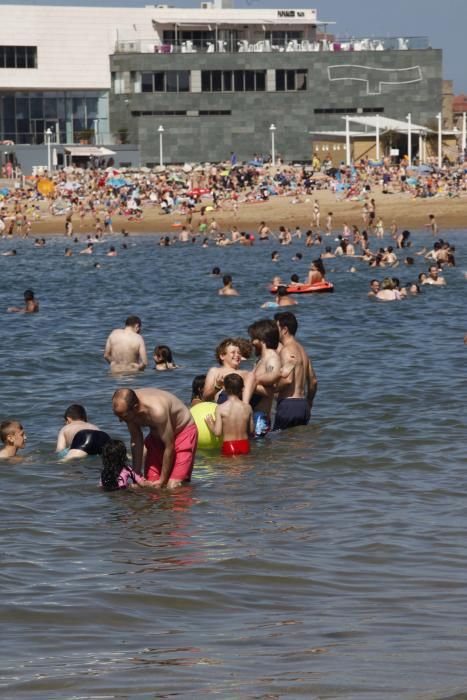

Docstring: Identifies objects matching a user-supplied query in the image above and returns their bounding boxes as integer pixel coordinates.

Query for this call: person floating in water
[205,373,253,456]
[56,404,110,461]
[0,420,26,460]
[7,289,39,313]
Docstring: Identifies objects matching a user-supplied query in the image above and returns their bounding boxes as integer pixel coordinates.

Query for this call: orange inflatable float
[270,281,334,294]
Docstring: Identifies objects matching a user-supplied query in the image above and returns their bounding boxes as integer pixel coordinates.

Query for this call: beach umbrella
[107,177,128,188]
[408,165,433,173]
[183,163,193,172]
[37,178,55,196]
[154,165,166,173]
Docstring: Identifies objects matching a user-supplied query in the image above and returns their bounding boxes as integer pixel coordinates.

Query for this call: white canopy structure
[310,114,436,166]
[344,115,432,135]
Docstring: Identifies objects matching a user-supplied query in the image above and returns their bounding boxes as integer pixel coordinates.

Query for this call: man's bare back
[104,320,147,373]
[123,388,193,438]
[278,336,316,403]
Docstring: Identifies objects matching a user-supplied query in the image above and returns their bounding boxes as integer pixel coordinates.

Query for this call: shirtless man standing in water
[273,311,317,431]
[112,387,197,488]
[104,315,147,373]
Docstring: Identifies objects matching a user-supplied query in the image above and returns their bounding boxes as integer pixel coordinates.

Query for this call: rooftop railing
[114,35,429,55]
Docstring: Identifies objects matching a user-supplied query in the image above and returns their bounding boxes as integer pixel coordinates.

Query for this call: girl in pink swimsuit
[100,439,144,491]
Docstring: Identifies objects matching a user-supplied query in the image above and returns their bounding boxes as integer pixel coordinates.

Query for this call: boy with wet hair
[0,420,27,459]
[205,374,254,456]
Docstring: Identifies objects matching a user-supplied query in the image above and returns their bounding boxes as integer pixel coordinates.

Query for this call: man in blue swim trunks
[273,312,317,431]
[56,404,110,461]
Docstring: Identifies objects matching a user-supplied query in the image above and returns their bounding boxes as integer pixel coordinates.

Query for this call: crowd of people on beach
[0,154,466,239]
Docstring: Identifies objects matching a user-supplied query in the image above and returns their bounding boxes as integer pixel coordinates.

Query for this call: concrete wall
[110,49,443,163]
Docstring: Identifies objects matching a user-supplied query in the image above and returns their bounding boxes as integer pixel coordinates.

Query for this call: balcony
[114,36,429,55]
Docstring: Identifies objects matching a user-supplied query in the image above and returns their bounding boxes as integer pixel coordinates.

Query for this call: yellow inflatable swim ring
[190,401,222,450]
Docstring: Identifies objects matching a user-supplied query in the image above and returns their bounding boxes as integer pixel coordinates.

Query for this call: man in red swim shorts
[112,387,198,488]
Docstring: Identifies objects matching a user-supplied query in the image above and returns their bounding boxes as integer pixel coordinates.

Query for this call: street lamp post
[269,123,276,166]
[406,112,412,167]
[345,115,351,166]
[436,112,442,169]
[45,128,53,173]
[158,124,164,166]
[375,113,380,161]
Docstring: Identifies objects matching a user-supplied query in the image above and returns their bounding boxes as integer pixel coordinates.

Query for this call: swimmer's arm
[7,306,26,313]
[205,407,222,437]
[254,357,282,387]
[155,420,176,487]
[103,334,112,364]
[138,338,148,371]
[241,370,257,405]
[128,422,144,475]
[248,408,255,437]
[203,368,222,401]
[306,358,318,407]
[56,426,68,452]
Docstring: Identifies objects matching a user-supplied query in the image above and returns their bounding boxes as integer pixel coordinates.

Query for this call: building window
[201,70,266,92]
[265,31,302,48]
[0,46,37,69]
[163,30,215,50]
[275,69,307,91]
[141,71,190,93]
[131,109,232,117]
[314,107,384,114]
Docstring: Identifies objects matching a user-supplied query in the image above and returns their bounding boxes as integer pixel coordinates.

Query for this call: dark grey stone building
[110,45,442,164]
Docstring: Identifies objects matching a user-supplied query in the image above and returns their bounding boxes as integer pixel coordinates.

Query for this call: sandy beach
[27,188,467,236]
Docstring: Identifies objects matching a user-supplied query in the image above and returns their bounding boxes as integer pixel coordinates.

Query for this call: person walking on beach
[426,214,438,236]
[112,387,197,488]
[104,315,147,373]
[273,312,317,431]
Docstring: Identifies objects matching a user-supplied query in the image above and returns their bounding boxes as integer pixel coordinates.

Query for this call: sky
[1,0,465,92]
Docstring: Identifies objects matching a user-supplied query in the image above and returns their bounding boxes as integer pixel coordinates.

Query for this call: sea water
[0,230,466,699]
